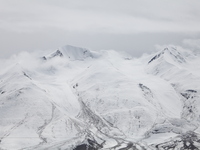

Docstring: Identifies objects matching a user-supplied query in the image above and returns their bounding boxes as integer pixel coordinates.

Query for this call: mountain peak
[43,45,95,61]
[148,47,186,64]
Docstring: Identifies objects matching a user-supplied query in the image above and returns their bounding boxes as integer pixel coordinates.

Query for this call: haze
[0,0,200,58]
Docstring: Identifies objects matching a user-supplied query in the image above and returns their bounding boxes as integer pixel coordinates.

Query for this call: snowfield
[0,45,200,149]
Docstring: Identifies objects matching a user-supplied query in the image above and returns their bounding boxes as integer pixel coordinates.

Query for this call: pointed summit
[148,47,186,64]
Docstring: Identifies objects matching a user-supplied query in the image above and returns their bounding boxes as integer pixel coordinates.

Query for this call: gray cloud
[0,0,200,58]
[182,39,200,52]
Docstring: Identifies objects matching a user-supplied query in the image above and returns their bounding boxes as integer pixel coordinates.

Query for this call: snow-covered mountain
[0,45,200,150]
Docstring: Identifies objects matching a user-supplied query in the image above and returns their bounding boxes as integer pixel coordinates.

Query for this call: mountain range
[0,45,200,150]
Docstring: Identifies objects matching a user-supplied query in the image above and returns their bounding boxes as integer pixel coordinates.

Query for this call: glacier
[0,45,200,150]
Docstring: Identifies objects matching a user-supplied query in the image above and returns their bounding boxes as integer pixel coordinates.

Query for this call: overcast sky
[1,0,200,58]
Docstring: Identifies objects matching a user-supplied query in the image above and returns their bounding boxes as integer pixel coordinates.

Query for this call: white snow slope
[0,45,200,150]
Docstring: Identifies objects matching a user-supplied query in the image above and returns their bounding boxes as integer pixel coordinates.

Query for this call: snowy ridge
[1,45,200,149]
[44,45,97,60]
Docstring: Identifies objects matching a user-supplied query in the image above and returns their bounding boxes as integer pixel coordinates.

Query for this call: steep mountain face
[0,45,200,150]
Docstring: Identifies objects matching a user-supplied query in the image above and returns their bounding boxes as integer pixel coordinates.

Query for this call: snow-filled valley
[0,45,200,150]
